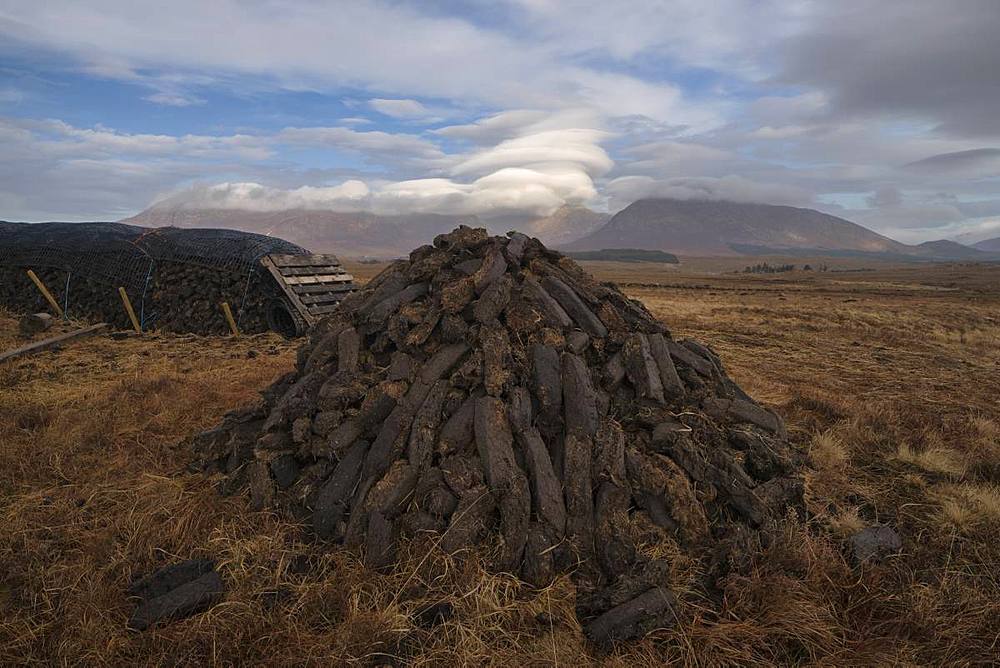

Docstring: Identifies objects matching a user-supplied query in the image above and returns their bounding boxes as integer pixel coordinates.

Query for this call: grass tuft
[895,443,967,479]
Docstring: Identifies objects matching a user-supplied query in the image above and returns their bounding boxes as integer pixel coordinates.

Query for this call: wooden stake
[0,323,107,364]
[118,287,141,333]
[220,302,240,337]
[26,270,65,318]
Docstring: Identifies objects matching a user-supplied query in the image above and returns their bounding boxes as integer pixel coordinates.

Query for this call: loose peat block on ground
[193,226,805,642]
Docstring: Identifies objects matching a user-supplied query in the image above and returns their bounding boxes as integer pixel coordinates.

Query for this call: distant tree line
[741,262,830,274]
[566,248,679,264]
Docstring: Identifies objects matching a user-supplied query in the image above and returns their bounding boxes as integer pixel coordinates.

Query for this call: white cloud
[850,192,967,235]
[869,216,998,245]
[952,218,1000,245]
[0,88,25,104]
[153,165,600,219]
[151,124,613,218]
[606,175,812,211]
[2,117,272,160]
[747,92,829,126]
[369,98,430,119]
[854,203,964,232]
[145,111,615,218]
[748,125,812,140]
[505,0,803,75]
[452,128,612,178]
[0,111,617,219]
[0,109,613,220]
[435,109,603,145]
[153,180,372,212]
[3,1,1000,242]
[620,140,733,176]
[0,0,715,126]
[904,148,1000,177]
[276,125,449,166]
[0,116,265,220]
[152,128,613,217]
[143,91,205,107]
[435,110,550,144]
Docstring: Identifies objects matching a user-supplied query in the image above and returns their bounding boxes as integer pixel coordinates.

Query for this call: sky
[1,0,999,243]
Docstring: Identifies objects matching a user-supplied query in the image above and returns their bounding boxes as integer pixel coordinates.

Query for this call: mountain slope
[565,198,910,256]
[124,203,608,257]
[123,208,479,257]
[518,206,610,246]
[913,240,993,260]
[972,236,1000,252]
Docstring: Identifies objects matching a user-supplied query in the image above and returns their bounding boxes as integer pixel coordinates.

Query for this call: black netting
[0,222,307,293]
[131,226,307,275]
[0,222,313,334]
[0,222,150,293]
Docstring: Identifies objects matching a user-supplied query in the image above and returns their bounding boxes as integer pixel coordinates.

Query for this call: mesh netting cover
[0,221,307,293]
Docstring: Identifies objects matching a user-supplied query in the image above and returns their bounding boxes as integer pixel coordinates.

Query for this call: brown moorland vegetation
[1,259,998,665]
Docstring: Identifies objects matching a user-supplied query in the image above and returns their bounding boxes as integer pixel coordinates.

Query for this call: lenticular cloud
[151,127,612,218]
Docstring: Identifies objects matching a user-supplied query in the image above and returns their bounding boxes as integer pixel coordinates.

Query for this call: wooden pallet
[261,253,356,325]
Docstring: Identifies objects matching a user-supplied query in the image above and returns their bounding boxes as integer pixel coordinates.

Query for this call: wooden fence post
[26,270,65,318]
[220,302,240,337]
[118,287,141,333]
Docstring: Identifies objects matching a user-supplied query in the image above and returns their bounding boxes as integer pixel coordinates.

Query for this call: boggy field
[1,260,998,666]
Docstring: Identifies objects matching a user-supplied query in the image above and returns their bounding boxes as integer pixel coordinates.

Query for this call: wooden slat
[0,323,108,364]
[291,283,355,294]
[277,265,346,276]
[308,303,344,316]
[260,256,311,319]
[260,254,356,328]
[269,253,343,268]
[282,274,355,285]
[299,293,351,305]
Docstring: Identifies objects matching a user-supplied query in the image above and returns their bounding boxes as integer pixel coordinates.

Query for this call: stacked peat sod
[146,263,273,335]
[0,265,131,329]
[0,263,273,335]
[194,226,804,643]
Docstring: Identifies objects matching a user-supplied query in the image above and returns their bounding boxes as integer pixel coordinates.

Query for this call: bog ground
[2,259,999,666]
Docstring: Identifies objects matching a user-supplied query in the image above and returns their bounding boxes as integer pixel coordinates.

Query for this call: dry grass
[2,261,1000,665]
[935,484,1000,533]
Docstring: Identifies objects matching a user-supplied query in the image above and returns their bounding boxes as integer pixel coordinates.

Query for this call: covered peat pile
[194,226,804,642]
[0,262,275,334]
[0,222,341,336]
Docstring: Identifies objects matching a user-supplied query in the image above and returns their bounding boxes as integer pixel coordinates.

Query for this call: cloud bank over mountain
[150,123,613,218]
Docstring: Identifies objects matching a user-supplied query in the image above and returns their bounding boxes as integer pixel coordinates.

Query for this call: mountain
[124,204,607,257]
[912,239,992,260]
[565,199,910,256]
[972,237,1000,252]
[123,208,482,258]
[517,206,610,246]
[121,198,1000,261]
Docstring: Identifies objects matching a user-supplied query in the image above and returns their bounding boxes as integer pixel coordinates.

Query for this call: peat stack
[0,222,349,336]
[194,226,804,641]
[0,263,275,334]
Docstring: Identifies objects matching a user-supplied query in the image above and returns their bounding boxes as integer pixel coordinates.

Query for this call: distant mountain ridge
[565,198,909,256]
[123,208,477,257]
[517,206,610,246]
[972,236,1000,252]
[566,198,1000,261]
[912,239,991,260]
[124,204,608,257]
[120,197,1000,261]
